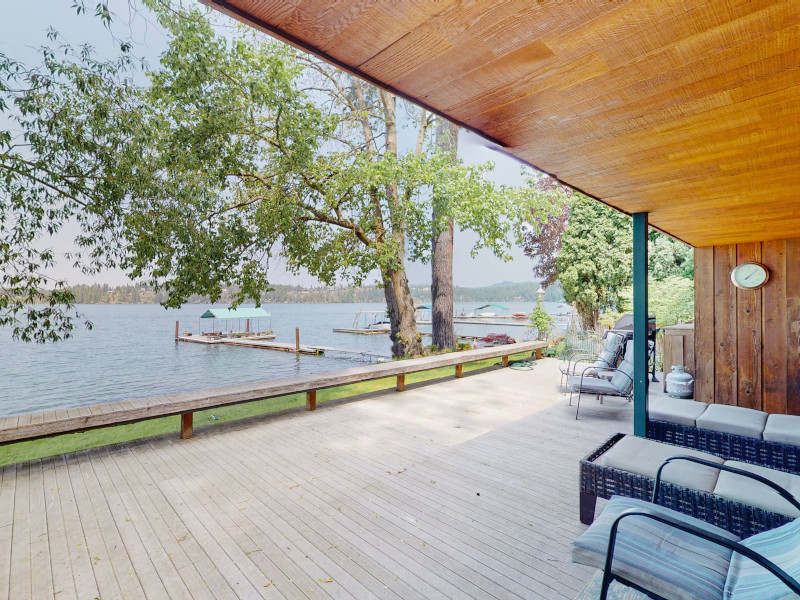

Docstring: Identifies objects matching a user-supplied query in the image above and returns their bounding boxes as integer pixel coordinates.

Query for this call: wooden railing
[0,341,547,445]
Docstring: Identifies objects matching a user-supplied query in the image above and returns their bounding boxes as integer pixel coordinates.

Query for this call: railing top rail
[0,341,547,445]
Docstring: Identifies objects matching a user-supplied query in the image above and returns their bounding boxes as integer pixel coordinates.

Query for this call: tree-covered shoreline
[67,281,564,305]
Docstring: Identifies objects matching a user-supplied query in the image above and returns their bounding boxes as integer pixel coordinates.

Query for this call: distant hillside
[67,281,564,305]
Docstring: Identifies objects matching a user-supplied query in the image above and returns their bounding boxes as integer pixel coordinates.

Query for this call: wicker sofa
[647,397,800,474]
[579,433,800,538]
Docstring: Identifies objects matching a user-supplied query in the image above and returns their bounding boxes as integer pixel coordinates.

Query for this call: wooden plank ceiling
[202,0,800,247]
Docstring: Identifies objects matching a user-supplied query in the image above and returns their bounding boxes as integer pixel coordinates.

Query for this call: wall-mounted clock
[730,262,769,290]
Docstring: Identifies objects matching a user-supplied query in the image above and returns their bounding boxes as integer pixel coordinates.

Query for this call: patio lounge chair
[559,331,625,386]
[572,495,800,600]
[568,341,634,419]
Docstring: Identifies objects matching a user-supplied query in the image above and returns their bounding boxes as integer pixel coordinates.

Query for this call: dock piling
[175,321,179,341]
[295,328,300,353]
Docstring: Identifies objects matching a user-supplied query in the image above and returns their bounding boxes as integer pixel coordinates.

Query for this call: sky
[2,0,543,289]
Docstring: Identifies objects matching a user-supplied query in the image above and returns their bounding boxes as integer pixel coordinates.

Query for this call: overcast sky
[3,1,542,288]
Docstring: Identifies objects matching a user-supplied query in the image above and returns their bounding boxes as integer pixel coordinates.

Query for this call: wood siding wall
[694,239,800,415]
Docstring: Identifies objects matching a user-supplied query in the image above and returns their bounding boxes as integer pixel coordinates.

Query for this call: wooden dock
[331,328,388,335]
[178,335,323,355]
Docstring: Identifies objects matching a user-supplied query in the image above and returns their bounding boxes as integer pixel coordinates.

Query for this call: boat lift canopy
[476,304,510,311]
[200,307,270,319]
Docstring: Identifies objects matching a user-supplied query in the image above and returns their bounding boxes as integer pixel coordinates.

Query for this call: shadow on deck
[0,358,635,600]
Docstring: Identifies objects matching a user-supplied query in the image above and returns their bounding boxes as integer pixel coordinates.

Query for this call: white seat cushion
[712,461,800,518]
[763,414,800,447]
[695,404,768,439]
[649,397,710,427]
[601,435,724,493]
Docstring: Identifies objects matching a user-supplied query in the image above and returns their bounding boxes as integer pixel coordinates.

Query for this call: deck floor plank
[28,460,55,600]
[0,359,632,599]
[120,447,238,600]
[0,464,17,600]
[41,458,77,600]
[218,408,582,589]
[8,462,31,600]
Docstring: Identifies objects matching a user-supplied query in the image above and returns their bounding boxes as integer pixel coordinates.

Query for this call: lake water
[0,301,570,416]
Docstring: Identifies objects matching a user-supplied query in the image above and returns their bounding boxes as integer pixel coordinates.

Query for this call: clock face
[731,262,769,290]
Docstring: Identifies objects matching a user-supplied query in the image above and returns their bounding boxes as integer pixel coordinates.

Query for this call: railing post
[306,390,317,411]
[455,364,463,378]
[181,413,193,439]
[633,212,649,438]
[396,374,405,391]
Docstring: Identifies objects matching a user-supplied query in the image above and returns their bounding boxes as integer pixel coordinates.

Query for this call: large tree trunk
[431,119,458,350]
[378,90,423,358]
[382,265,423,357]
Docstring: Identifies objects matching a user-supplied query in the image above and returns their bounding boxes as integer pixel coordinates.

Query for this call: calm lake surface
[0,301,570,416]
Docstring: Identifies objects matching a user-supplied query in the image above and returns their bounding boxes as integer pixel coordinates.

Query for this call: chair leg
[579,491,598,524]
[575,391,582,419]
[569,386,574,406]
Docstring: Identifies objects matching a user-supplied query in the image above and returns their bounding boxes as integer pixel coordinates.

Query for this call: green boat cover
[200,307,271,319]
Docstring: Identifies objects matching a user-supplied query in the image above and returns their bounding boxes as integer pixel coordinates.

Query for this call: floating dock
[178,334,323,355]
[332,327,388,335]
[178,334,391,360]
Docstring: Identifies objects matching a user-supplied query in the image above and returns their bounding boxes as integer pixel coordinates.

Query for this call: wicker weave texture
[580,434,794,538]
[648,420,800,475]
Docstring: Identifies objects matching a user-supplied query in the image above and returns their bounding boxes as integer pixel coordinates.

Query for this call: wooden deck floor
[0,358,633,600]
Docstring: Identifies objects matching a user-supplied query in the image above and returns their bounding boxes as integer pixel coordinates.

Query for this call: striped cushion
[572,497,739,600]
[725,518,800,599]
[609,359,634,394]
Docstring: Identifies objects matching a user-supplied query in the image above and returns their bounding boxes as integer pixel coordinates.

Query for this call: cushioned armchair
[568,341,634,419]
[573,496,800,600]
[559,332,625,386]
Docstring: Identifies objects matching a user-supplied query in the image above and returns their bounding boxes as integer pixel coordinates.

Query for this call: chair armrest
[600,507,800,600]
[652,455,800,513]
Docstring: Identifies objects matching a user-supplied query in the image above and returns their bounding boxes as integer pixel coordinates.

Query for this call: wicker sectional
[647,419,800,475]
[579,433,795,538]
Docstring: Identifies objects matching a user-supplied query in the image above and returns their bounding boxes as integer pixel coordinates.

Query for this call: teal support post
[633,212,649,437]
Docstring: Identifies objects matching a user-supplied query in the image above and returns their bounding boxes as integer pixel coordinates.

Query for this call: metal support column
[633,212,649,437]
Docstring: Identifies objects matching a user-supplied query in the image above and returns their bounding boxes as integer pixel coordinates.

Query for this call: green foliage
[649,234,694,280]
[0,34,145,341]
[556,195,633,330]
[617,275,694,327]
[527,303,554,339]
[1,3,554,348]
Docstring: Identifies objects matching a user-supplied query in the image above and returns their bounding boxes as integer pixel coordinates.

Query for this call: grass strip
[0,352,534,466]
